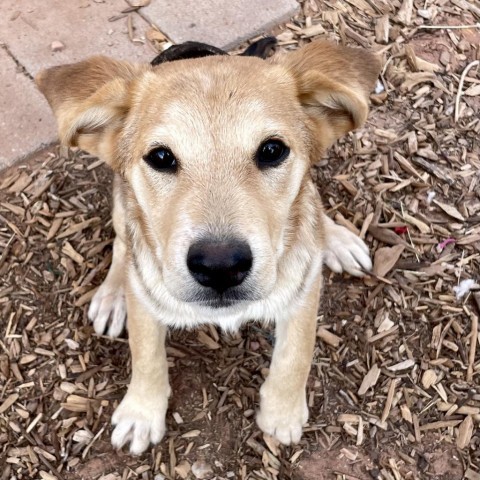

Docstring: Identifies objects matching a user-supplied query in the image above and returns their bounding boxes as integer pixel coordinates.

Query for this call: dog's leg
[88,176,127,337]
[322,213,372,277]
[111,288,170,454]
[257,276,321,445]
[88,236,127,336]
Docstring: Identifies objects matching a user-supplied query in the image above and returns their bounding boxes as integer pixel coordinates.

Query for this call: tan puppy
[37,40,381,454]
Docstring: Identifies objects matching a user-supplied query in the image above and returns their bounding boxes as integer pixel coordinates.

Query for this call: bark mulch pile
[0,0,479,479]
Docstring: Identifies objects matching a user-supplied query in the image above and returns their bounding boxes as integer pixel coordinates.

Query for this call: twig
[455,60,480,122]
[401,202,420,262]
[93,333,128,343]
[457,250,465,287]
[419,23,480,30]
[381,379,398,423]
[82,423,107,459]
[436,318,454,359]
[467,313,478,382]
[381,53,401,76]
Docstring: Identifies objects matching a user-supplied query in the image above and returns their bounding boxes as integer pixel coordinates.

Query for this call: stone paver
[0,0,153,168]
[0,0,299,169]
[143,0,299,50]
[0,0,153,75]
[0,49,57,169]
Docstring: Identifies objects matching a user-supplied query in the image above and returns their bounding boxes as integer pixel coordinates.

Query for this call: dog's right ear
[36,56,147,169]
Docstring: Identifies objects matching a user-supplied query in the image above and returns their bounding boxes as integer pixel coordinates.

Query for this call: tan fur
[36,40,381,453]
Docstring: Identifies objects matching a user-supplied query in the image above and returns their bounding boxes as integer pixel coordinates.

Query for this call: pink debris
[437,238,456,252]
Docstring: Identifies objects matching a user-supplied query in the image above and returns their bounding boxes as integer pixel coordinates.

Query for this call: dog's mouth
[196,298,239,309]
[184,288,256,309]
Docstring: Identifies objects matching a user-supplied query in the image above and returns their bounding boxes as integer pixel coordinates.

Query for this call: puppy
[36,39,381,454]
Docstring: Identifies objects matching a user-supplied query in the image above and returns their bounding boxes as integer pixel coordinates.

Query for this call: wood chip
[375,15,390,44]
[62,242,85,265]
[421,369,437,389]
[358,364,381,395]
[387,359,415,371]
[465,469,480,480]
[400,404,413,423]
[197,330,220,350]
[381,379,398,423]
[301,23,325,37]
[0,393,19,414]
[467,313,478,382]
[456,416,474,449]
[397,0,413,24]
[419,420,462,431]
[317,327,342,347]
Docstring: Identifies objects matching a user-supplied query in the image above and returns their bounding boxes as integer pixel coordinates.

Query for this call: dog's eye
[256,139,289,168]
[143,147,177,172]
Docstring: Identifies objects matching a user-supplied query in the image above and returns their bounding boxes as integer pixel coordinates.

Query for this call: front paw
[256,385,308,445]
[88,283,126,337]
[323,221,372,277]
[111,390,168,455]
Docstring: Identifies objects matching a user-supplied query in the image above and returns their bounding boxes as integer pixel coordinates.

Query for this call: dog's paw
[323,222,372,277]
[111,391,168,455]
[257,387,308,445]
[88,283,126,337]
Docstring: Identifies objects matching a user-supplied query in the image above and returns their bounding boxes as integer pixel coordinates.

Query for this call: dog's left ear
[272,40,382,151]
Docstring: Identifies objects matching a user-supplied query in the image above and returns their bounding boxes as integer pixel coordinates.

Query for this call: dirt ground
[1,0,480,479]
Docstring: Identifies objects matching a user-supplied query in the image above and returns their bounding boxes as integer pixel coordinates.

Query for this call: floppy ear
[36,56,147,169]
[272,40,382,151]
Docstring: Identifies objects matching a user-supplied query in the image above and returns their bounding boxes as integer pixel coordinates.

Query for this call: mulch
[0,0,479,479]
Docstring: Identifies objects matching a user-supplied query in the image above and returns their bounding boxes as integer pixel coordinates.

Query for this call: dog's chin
[195,298,242,309]
[181,287,260,310]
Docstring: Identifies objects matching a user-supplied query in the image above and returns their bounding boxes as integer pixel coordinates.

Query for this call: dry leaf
[433,200,465,221]
[368,225,414,251]
[464,84,480,96]
[402,212,430,233]
[373,245,405,277]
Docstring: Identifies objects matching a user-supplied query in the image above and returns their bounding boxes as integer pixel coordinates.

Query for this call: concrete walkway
[0,0,298,170]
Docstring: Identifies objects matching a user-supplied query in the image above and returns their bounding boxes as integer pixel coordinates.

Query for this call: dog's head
[37,41,381,312]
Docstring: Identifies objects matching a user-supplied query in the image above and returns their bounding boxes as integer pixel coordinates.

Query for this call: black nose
[187,240,253,293]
